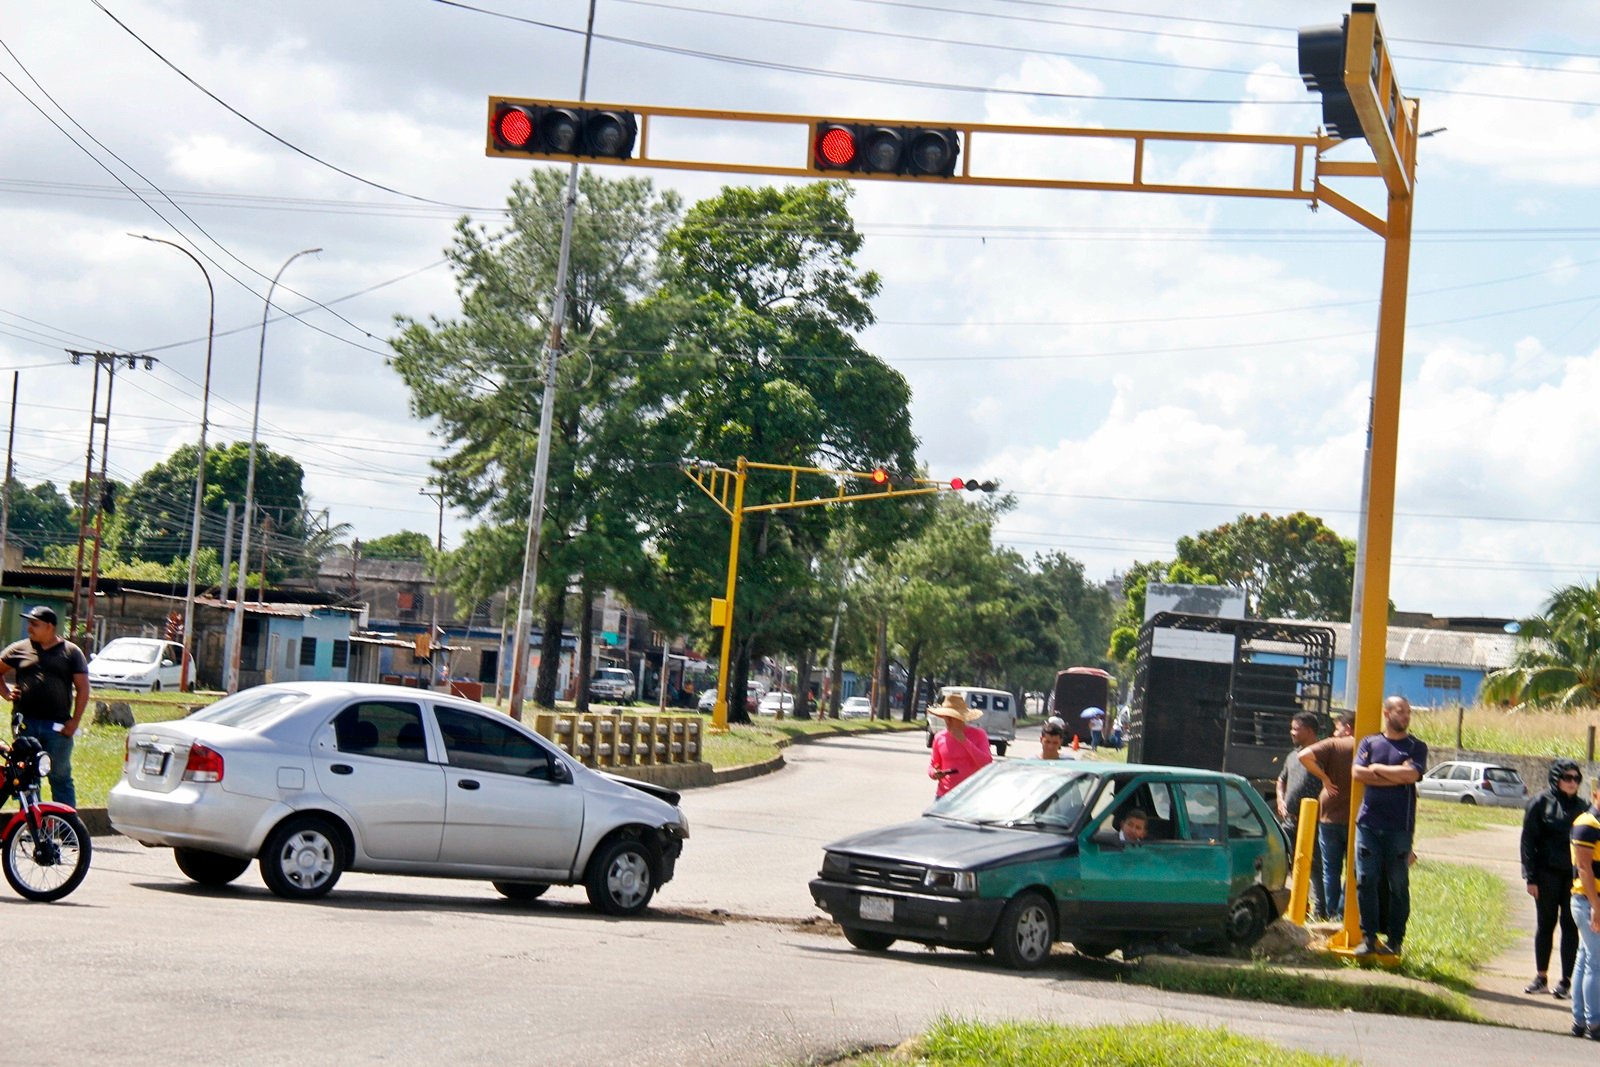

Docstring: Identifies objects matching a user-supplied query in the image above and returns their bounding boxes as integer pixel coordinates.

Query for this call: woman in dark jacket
[1522,758,1587,997]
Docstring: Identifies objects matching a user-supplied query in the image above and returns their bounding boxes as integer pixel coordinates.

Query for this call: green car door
[1075,777,1231,933]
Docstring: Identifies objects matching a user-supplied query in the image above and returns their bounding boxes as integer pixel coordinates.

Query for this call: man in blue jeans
[0,606,90,808]
[1351,695,1427,956]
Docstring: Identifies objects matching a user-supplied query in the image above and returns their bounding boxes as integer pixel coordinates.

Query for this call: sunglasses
[1562,774,1584,783]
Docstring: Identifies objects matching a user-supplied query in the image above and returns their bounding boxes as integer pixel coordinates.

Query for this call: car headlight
[821,852,850,878]
[923,868,976,893]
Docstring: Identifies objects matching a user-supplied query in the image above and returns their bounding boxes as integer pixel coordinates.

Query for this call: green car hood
[825,816,1075,871]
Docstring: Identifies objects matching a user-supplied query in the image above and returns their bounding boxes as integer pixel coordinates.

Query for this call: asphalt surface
[16,727,1594,1065]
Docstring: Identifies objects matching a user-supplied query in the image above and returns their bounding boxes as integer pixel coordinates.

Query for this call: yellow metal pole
[1331,187,1414,955]
[1287,796,1320,925]
[711,457,748,733]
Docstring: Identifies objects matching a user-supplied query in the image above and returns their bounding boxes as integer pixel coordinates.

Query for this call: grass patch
[1413,799,1524,839]
[850,1017,1352,1067]
[1411,704,1600,758]
[1124,958,1475,1022]
[1393,859,1512,988]
[701,716,922,769]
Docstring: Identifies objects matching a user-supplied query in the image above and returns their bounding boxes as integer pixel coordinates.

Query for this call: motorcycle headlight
[923,868,976,894]
[36,753,51,777]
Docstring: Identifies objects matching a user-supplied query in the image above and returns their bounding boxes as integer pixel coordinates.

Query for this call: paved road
[19,729,1593,1065]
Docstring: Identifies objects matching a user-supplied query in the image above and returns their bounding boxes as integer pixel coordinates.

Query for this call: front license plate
[859,894,894,922]
[141,750,168,776]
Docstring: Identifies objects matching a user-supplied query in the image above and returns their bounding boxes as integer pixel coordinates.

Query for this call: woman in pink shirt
[928,694,993,798]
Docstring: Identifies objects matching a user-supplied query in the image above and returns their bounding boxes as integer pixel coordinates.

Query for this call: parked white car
[108,682,690,913]
[757,690,795,716]
[840,696,872,719]
[1416,760,1528,808]
[87,638,185,692]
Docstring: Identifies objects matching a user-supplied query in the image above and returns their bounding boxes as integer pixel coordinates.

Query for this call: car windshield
[96,640,163,664]
[188,689,314,731]
[927,762,1098,830]
[594,670,630,682]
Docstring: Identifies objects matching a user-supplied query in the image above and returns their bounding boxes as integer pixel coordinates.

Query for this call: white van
[924,685,1017,756]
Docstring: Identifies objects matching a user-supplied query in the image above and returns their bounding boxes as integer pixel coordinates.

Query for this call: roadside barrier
[531,711,703,769]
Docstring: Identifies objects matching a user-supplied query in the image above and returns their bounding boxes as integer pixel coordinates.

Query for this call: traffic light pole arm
[494,96,1338,200]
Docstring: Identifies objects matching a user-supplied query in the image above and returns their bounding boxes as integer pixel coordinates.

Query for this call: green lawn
[849,1018,1351,1067]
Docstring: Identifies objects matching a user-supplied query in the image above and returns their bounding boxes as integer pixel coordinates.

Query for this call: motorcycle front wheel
[3,810,92,902]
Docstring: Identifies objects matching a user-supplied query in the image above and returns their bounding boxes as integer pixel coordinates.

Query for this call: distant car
[840,696,872,719]
[693,684,762,714]
[697,688,717,713]
[1417,761,1528,808]
[589,668,635,703]
[87,638,185,693]
[108,681,689,913]
[811,761,1289,969]
[757,691,795,716]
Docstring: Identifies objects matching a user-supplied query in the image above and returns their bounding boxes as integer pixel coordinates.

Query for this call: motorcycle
[1,717,91,901]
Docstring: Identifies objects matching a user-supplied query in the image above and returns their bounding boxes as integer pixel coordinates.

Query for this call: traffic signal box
[487,99,639,160]
[1297,3,1415,195]
[812,123,960,178]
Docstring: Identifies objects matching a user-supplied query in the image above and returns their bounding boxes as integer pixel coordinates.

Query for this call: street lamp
[132,233,214,692]
[226,247,321,692]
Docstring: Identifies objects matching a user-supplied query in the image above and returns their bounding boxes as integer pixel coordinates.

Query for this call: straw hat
[927,693,982,723]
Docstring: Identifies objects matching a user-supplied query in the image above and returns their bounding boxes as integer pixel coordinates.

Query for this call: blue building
[1320,620,1518,708]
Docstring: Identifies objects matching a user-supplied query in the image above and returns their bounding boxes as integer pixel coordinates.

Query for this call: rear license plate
[859,894,894,922]
[141,750,168,776]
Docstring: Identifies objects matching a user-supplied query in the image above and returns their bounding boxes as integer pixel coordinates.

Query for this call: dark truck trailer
[1127,612,1335,791]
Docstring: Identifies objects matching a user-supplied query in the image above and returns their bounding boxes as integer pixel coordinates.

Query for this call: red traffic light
[489,102,639,160]
[870,468,889,485]
[812,122,960,178]
[949,477,998,492]
[816,126,857,169]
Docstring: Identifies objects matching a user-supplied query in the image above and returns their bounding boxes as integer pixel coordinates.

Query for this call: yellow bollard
[1286,796,1320,925]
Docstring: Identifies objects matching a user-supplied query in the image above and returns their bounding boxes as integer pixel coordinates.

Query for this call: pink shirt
[929,726,993,797]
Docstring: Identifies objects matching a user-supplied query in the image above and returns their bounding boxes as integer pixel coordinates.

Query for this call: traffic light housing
[949,477,998,493]
[1297,16,1363,141]
[812,123,960,178]
[488,101,639,160]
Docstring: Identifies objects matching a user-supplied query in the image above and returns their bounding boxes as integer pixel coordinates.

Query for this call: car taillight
[1480,780,1493,791]
[182,742,224,783]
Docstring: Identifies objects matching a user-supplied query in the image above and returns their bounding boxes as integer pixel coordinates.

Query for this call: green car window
[1224,783,1268,839]
[1175,781,1224,843]
[929,763,1096,828]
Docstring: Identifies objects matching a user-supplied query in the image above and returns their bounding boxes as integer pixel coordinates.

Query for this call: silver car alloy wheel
[1013,901,1052,962]
[606,848,652,909]
[277,828,337,890]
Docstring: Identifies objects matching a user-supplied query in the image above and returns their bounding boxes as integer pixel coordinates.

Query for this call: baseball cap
[22,605,57,626]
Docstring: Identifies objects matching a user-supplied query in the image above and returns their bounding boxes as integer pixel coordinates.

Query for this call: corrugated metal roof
[193,596,362,619]
[1317,621,1520,670]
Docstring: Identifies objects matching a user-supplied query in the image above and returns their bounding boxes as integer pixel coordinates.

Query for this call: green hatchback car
[809,761,1290,969]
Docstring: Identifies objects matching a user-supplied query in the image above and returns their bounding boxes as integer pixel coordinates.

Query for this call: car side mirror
[549,760,573,785]
[162,659,175,667]
[1088,828,1124,851]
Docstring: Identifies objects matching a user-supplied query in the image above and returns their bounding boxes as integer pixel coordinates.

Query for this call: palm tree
[1482,578,1600,709]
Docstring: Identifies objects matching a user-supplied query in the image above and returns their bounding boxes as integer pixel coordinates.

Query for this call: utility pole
[0,373,17,580]
[504,0,599,721]
[67,350,157,643]
[420,482,446,689]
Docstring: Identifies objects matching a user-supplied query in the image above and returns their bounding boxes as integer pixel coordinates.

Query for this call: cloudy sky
[4,0,1598,619]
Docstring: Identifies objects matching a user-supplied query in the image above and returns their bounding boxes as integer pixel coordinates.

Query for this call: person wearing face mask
[1522,759,1586,999]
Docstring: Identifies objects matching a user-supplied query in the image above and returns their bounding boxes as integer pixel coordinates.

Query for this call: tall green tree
[1173,511,1354,619]
[360,531,433,561]
[2,479,75,560]
[648,182,923,722]
[111,442,308,568]
[391,169,688,707]
[1483,579,1600,710]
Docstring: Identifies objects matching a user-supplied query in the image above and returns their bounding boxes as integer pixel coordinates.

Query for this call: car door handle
[330,764,354,775]
[457,779,481,790]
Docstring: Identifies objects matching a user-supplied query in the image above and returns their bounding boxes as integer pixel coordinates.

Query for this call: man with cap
[0,606,91,808]
[927,693,992,798]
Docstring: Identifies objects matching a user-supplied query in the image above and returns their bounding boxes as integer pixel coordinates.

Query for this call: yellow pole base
[1322,927,1403,967]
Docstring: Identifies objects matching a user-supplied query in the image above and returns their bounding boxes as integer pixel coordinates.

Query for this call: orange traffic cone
[1071,735,1081,751]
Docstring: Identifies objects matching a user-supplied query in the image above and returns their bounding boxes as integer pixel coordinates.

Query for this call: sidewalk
[1415,822,1577,1034]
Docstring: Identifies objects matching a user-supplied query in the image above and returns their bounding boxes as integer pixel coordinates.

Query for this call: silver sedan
[108,682,689,914]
